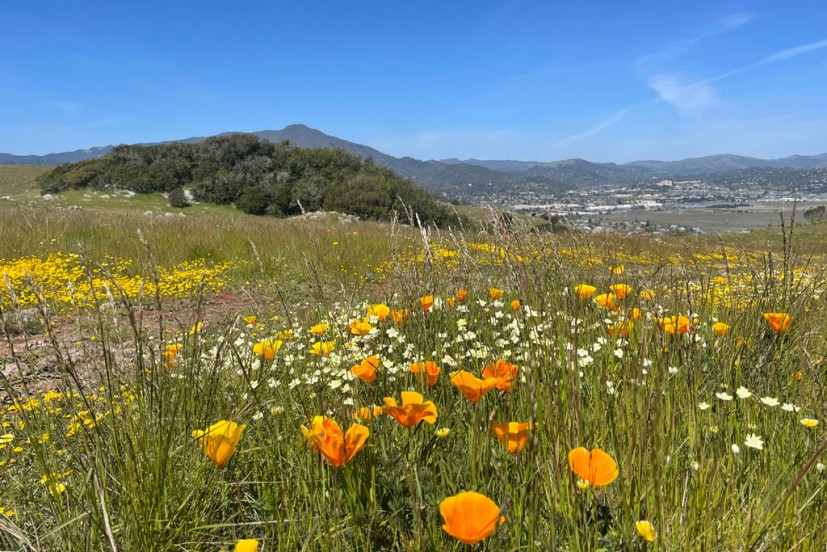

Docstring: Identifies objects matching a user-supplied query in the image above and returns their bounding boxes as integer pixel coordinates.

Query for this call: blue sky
[2,1,826,162]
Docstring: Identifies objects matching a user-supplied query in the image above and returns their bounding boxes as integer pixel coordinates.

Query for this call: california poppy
[253,339,282,360]
[712,322,730,337]
[450,370,499,403]
[420,295,435,313]
[574,284,597,299]
[310,323,329,336]
[235,538,260,552]
[410,361,441,386]
[609,264,624,275]
[391,309,410,325]
[349,317,372,336]
[639,289,654,301]
[488,287,504,300]
[594,293,618,311]
[301,416,369,467]
[192,420,246,467]
[567,447,618,487]
[607,321,634,337]
[162,343,183,362]
[309,341,335,356]
[510,299,521,311]
[659,315,697,335]
[243,315,257,325]
[440,491,505,545]
[763,312,792,333]
[366,303,390,320]
[382,391,438,427]
[456,289,468,302]
[351,356,380,383]
[481,360,518,391]
[491,421,532,454]
[609,283,632,300]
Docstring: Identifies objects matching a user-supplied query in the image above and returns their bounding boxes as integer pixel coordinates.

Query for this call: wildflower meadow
[1,208,825,551]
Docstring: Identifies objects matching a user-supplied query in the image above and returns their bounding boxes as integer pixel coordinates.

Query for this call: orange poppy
[609,284,632,300]
[192,420,246,467]
[481,360,518,391]
[659,315,697,335]
[440,491,505,545]
[491,421,532,454]
[349,317,372,336]
[510,299,521,311]
[382,391,438,427]
[351,356,380,383]
[567,447,618,487]
[420,295,435,313]
[253,339,282,360]
[639,290,654,301]
[309,341,336,356]
[450,370,499,403]
[391,309,410,326]
[609,264,624,275]
[488,287,504,300]
[447,297,456,309]
[301,416,368,467]
[607,321,634,337]
[594,293,618,311]
[574,284,597,299]
[410,361,441,386]
[456,289,468,302]
[712,322,730,337]
[763,312,792,333]
[366,303,390,320]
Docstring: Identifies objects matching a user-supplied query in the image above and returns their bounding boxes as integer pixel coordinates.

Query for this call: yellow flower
[436,427,451,438]
[309,341,335,356]
[510,299,521,311]
[594,293,618,310]
[349,317,372,336]
[635,520,656,542]
[608,283,631,300]
[609,264,624,275]
[800,418,819,428]
[639,289,654,301]
[191,420,246,467]
[243,315,257,325]
[712,322,731,337]
[310,323,329,336]
[574,284,597,299]
[162,343,184,362]
[253,339,282,360]
[420,295,435,313]
[189,322,203,335]
[366,303,390,320]
[487,287,504,300]
[235,538,260,552]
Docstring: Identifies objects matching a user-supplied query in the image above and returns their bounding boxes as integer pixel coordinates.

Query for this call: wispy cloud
[562,35,827,143]
[46,100,82,114]
[647,74,719,111]
[634,12,754,74]
[555,107,633,146]
[718,12,754,30]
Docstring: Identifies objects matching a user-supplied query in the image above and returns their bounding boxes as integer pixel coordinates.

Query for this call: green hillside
[37,134,462,227]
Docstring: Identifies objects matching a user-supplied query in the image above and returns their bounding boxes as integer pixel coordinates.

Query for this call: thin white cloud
[719,12,754,30]
[46,100,82,114]
[556,107,633,145]
[561,36,827,144]
[648,74,719,111]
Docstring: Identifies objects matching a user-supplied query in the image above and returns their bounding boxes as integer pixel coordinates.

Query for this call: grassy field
[0,166,825,551]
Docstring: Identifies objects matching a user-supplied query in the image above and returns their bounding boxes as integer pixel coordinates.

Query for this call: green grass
[0,170,825,551]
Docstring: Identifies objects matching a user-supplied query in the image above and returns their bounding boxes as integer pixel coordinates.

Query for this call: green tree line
[37,134,463,226]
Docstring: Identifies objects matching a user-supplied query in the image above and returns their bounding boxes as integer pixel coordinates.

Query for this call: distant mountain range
[2,124,826,190]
